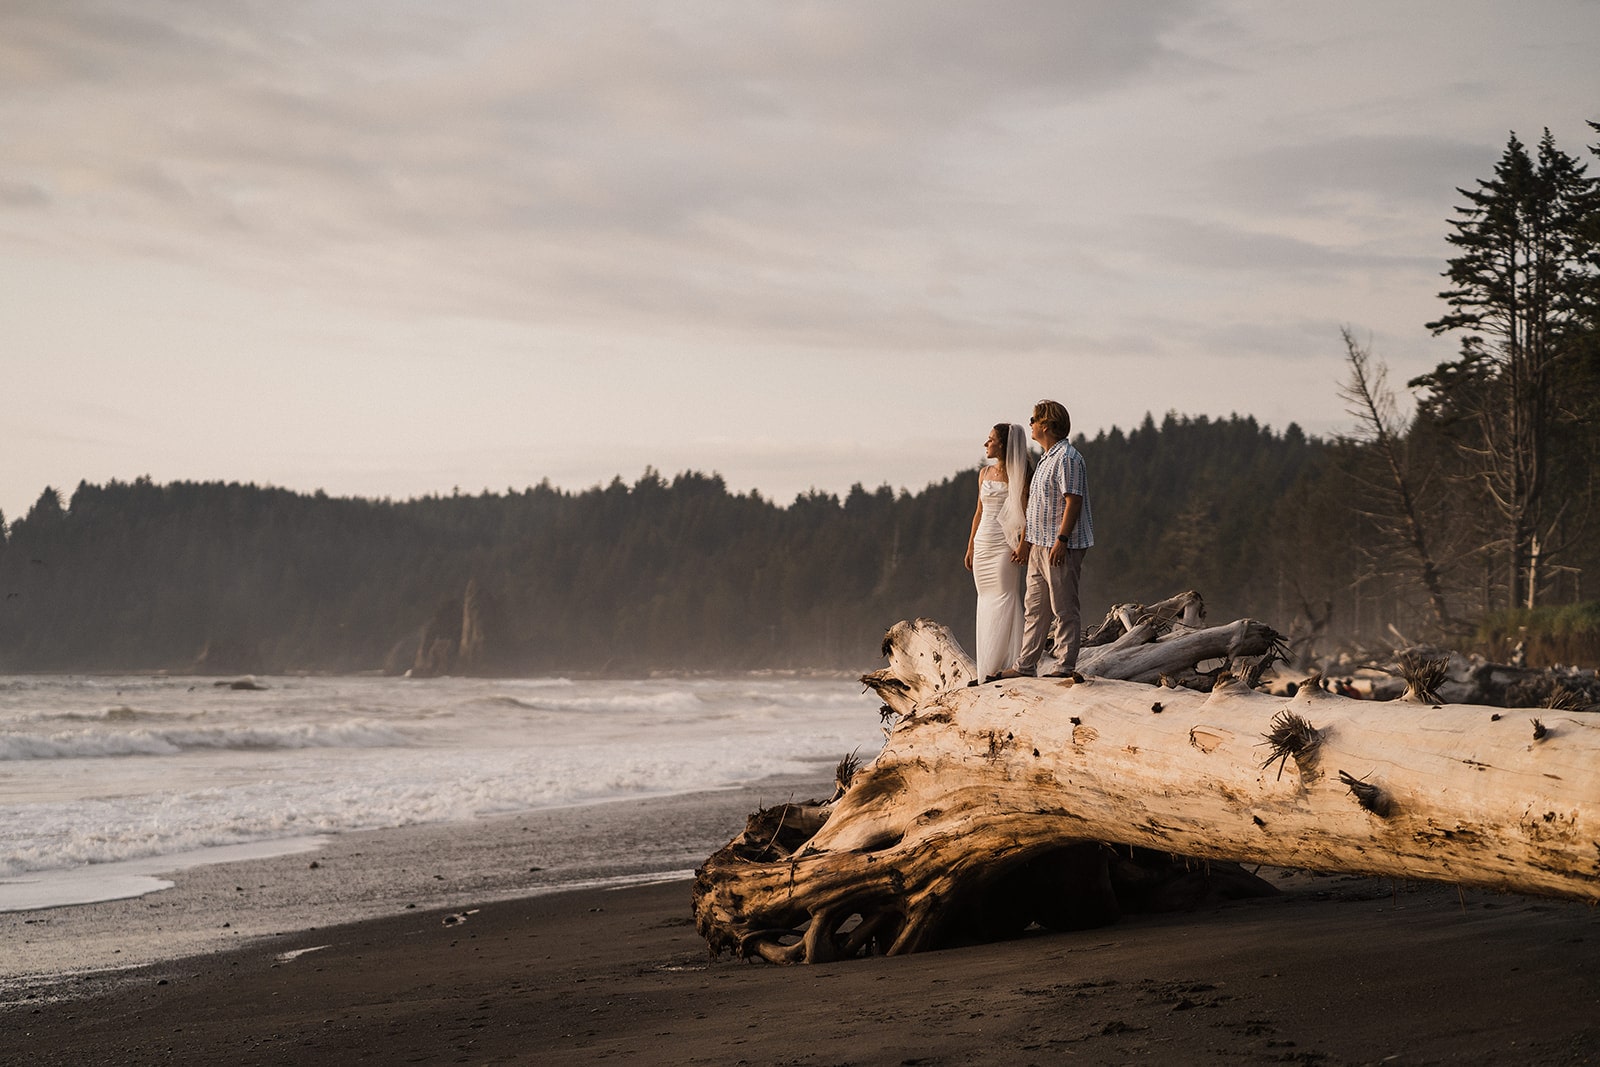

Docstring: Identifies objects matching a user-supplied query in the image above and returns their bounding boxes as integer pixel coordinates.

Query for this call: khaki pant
[1015,543,1087,673]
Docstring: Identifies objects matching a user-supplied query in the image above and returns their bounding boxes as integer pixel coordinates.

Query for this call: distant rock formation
[213,677,268,691]
[409,596,462,677]
[388,579,503,677]
[458,579,488,670]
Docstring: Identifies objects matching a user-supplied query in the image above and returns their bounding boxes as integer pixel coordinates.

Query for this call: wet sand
[3,868,1597,1065]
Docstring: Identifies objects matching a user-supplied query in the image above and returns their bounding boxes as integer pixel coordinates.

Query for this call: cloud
[4,0,1498,368]
[1209,134,1495,218]
[0,179,50,208]
[1124,213,1437,281]
[0,2,1214,342]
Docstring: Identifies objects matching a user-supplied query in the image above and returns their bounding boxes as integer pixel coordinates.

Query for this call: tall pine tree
[1415,129,1600,609]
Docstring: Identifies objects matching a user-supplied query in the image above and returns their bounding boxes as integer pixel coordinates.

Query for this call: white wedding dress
[972,477,1024,679]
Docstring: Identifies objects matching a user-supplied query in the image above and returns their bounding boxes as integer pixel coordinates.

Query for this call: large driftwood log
[694,610,1600,964]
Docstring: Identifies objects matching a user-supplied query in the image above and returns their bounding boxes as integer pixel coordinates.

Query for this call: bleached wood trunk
[694,615,1600,964]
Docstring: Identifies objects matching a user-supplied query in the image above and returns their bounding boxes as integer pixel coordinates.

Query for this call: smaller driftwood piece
[693,593,1600,964]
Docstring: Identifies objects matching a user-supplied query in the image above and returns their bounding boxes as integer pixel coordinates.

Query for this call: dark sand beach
[4,865,1597,1066]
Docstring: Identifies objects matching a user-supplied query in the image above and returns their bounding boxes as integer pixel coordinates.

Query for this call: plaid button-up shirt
[1025,439,1094,550]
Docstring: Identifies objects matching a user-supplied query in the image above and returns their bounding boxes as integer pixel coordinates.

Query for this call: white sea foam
[0,838,327,912]
[0,720,411,760]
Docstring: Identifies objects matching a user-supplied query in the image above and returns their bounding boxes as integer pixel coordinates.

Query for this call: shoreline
[2,775,834,996]
[0,666,874,681]
[8,757,1599,1064]
[4,870,1597,1065]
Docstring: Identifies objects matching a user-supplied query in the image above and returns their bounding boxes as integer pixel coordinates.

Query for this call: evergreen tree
[1415,129,1600,609]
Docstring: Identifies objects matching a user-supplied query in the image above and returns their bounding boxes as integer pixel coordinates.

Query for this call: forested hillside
[0,401,1593,675]
[0,415,1330,674]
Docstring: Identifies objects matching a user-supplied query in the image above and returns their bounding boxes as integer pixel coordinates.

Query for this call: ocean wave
[0,674,885,886]
[3,704,183,725]
[480,690,707,715]
[0,743,842,878]
[477,695,558,711]
[0,720,412,761]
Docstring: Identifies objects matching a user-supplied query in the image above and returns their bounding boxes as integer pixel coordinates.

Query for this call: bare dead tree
[1337,327,1459,635]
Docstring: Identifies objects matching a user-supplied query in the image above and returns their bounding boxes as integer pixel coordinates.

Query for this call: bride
[963,422,1030,681]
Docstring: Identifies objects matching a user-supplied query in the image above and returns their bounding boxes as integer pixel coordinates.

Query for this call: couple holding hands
[963,399,1094,683]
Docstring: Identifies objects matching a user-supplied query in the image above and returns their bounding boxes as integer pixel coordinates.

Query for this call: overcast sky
[3,1,1597,522]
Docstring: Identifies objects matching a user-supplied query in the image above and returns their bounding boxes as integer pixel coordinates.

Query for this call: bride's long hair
[994,422,1031,550]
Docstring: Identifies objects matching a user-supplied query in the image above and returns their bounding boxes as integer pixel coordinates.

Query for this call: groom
[1001,398,1094,678]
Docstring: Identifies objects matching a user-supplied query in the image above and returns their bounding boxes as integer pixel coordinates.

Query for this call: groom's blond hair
[1031,400,1071,440]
